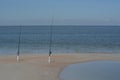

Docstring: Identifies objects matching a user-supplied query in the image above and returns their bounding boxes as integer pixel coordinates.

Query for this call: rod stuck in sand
[48,16,54,64]
[17,26,22,62]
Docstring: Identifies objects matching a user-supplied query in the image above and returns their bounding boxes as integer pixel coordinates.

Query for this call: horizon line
[0,24,120,26]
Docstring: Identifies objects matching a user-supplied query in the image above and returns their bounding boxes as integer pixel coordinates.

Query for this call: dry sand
[0,53,120,80]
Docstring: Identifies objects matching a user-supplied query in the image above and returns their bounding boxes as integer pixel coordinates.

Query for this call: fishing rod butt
[48,56,51,64]
[17,55,20,62]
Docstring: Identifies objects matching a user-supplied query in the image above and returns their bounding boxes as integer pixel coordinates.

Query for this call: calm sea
[0,26,120,55]
[60,61,120,80]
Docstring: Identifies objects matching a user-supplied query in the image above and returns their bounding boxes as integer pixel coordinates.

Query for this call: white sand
[0,53,120,80]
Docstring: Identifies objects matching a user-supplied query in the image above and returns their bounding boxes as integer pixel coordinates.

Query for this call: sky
[0,0,120,25]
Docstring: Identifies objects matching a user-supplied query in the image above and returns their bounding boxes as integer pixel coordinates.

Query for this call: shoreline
[0,53,120,80]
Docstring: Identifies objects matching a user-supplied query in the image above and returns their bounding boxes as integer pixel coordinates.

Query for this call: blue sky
[0,0,120,25]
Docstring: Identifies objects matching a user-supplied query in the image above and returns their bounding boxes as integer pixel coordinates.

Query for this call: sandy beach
[0,53,120,80]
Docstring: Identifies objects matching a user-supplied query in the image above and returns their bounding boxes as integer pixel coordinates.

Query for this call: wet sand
[0,53,120,80]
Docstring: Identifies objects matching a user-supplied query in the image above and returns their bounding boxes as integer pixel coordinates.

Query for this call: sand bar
[0,53,120,80]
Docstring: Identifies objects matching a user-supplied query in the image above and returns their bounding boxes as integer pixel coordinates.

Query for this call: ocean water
[0,26,120,55]
[60,61,120,80]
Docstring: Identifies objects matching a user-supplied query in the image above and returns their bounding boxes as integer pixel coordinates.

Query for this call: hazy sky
[0,0,120,25]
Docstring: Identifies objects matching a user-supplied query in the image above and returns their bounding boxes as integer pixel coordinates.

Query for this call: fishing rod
[48,16,54,63]
[17,26,22,62]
